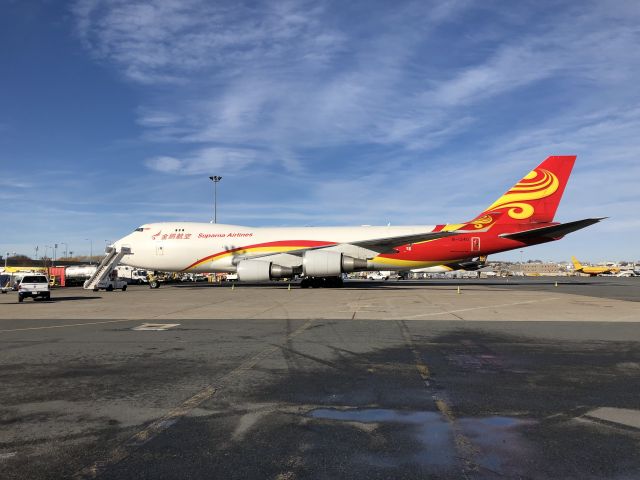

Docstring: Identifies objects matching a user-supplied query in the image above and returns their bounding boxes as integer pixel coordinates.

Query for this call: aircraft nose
[112,233,134,252]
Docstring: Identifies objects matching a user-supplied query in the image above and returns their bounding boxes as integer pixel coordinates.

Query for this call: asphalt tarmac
[1,278,639,479]
[1,277,639,320]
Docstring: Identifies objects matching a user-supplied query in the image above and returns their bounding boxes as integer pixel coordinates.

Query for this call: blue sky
[1,0,639,262]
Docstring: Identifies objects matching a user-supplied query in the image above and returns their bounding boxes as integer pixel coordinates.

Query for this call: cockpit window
[134,227,144,232]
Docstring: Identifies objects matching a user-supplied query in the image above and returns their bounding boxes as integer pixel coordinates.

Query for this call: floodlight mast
[209,175,222,223]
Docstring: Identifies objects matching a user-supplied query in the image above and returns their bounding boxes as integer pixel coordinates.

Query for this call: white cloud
[61,0,640,259]
[145,155,182,173]
[145,146,263,174]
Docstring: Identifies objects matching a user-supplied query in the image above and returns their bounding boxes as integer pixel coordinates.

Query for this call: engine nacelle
[303,250,368,277]
[236,260,296,282]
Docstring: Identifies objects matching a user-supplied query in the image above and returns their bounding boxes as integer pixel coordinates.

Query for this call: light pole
[4,252,15,269]
[209,175,222,223]
[35,246,39,260]
[61,243,68,259]
[85,239,93,264]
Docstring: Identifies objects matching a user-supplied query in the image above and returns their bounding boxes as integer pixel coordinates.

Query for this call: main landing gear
[299,276,344,288]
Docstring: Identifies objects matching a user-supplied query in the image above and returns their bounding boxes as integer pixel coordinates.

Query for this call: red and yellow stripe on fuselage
[183,240,335,271]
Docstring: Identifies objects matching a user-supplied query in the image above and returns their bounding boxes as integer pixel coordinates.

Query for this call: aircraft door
[471,237,481,252]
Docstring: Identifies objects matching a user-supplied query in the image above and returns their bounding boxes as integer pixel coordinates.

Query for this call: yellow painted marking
[416,364,430,380]
[397,321,431,385]
[73,319,315,480]
[441,223,465,232]
[434,399,454,421]
[398,321,478,476]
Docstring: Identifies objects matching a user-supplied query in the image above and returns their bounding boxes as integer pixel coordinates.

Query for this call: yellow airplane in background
[571,256,620,276]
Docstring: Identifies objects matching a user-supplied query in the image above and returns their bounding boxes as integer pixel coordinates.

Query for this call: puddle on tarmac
[309,408,534,473]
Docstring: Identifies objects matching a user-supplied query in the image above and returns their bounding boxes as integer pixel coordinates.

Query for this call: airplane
[571,256,620,276]
[110,155,603,288]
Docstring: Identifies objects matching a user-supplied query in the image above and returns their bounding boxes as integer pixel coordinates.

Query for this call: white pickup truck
[18,275,51,302]
[366,271,390,281]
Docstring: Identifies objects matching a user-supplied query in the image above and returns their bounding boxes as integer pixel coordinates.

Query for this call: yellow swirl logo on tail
[472,215,494,229]
[486,169,559,220]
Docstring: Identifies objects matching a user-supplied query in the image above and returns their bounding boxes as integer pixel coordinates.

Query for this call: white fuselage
[112,222,442,273]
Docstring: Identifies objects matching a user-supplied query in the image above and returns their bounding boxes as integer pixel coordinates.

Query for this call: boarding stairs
[83,246,131,290]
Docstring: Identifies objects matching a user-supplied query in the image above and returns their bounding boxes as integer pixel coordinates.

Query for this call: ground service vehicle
[1,274,11,293]
[367,271,390,280]
[90,270,127,292]
[18,275,51,302]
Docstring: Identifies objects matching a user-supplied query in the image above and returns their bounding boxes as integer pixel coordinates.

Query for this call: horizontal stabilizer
[499,218,605,242]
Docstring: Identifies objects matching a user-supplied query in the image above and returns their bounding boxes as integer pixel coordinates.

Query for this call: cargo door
[471,237,481,252]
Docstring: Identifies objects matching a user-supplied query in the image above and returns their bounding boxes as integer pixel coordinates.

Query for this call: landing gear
[299,276,344,288]
[147,272,161,289]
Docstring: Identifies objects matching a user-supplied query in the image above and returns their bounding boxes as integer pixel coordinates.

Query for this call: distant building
[520,263,564,276]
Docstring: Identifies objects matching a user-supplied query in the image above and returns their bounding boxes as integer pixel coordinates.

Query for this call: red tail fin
[479,155,576,224]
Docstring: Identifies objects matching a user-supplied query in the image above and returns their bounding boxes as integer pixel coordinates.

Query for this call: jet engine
[302,250,368,277]
[236,260,297,282]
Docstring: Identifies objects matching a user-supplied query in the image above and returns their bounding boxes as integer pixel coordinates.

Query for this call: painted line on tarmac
[0,319,139,332]
[403,297,562,319]
[73,318,315,480]
[397,320,478,478]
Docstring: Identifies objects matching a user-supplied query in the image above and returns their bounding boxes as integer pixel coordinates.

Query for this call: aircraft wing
[499,218,605,242]
[234,230,460,263]
[348,230,459,253]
